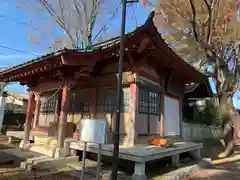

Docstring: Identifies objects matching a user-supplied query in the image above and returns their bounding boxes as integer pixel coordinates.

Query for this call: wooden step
[34,136,57,146]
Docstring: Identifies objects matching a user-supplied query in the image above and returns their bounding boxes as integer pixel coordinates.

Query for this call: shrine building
[0,12,208,157]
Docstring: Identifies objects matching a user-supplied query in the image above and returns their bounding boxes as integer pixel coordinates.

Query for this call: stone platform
[68,139,202,180]
[6,132,203,180]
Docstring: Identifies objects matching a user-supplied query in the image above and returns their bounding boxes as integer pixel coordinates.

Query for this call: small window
[139,89,160,115]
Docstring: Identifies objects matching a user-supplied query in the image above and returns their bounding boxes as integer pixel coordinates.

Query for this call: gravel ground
[0,137,234,180]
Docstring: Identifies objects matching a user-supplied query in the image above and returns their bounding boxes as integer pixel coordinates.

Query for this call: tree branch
[37,0,76,48]
[189,0,199,41]
[204,0,217,45]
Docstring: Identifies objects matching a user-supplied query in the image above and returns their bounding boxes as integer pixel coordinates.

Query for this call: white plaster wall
[135,113,148,134]
[38,113,55,127]
[149,115,160,134]
[163,96,180,136]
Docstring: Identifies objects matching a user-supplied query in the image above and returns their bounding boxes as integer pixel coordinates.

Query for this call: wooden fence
[182,122,223,141]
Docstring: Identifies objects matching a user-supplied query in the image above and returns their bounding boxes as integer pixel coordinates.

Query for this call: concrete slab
[22,155,79,171]
[32,156,79,171]
[69,141,203,163]
[69,140,202,180]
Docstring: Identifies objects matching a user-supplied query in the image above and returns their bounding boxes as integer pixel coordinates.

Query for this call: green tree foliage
[195,99,221,126]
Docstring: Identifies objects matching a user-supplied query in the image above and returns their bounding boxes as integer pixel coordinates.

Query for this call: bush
[195,99,221,126]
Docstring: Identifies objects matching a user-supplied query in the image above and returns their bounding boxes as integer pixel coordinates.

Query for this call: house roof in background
[5,91,28,100]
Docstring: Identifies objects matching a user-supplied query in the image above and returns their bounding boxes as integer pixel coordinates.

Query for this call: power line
[92,1,122,42]
[131,3,138,28]
[0,45,39,56]
[0,14,39,31]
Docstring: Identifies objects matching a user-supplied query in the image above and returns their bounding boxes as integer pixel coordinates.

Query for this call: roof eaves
[0,48,74,76]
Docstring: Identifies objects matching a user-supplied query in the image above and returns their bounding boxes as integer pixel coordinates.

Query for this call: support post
[55,85,69,158]
[111,0,127,179]
[96,144,102,179]
[132,162,147,180]
[179,97,183,138]
[190,149,201,160]
[21,89,35,148]
[0,91,7,133]
[128,83,137,146]
[54,92,61,123]
[80,142,87,180]
[172,154,180,167]
[33,96,41,129]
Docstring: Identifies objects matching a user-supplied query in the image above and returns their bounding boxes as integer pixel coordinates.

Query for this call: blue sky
[0,1,150,94]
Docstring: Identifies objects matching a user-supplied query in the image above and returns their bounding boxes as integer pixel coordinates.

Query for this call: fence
[182,122,223,141]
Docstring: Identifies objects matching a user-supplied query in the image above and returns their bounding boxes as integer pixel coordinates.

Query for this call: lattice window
[40,95,57,114]
[139,89,160,114]
[69,90,90,113]
[97,88,116,113]
[149,92,160,114]
[139,89,149,113]
[96,87,130,113]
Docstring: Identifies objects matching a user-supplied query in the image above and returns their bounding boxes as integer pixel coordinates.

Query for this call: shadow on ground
[188,139,240,180]
[196,138,225,160]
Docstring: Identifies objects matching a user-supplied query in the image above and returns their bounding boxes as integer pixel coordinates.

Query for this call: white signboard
[79,119,107,144]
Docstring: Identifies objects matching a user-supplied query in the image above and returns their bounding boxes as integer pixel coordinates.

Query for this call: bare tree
[143,0,240,118]
[18,0,120,51]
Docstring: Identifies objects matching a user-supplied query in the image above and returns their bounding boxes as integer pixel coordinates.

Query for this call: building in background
[4,91,28,113]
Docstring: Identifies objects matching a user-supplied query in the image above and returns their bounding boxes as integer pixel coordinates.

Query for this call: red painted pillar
[54,93,61,123]
[23,89,35,144]
[33,97,41,129]
[57,85,69,148]
[128,84,137,146]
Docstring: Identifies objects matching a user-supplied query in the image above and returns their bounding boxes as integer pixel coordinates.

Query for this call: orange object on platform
[151,138,167,145]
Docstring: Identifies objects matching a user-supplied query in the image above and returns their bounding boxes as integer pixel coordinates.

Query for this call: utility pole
[111,0,138,179]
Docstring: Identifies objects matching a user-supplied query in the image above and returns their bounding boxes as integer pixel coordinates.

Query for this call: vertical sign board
[78,119,107,180]
[79,119,107,144]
